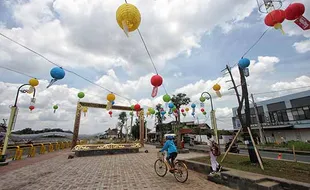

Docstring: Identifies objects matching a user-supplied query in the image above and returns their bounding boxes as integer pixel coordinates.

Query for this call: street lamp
[201,92,219,145]
[0,79,38,163]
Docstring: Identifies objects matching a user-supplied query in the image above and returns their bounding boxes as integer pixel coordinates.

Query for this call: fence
[0,140,88,161]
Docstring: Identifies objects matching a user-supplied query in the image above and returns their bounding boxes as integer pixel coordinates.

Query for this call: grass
[190,154,310,183]
[238,141,310,151]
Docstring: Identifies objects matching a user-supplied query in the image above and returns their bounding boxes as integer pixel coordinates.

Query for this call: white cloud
[293,39,310,53]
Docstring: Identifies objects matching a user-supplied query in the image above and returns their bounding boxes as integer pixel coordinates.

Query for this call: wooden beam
[79,102,142,111]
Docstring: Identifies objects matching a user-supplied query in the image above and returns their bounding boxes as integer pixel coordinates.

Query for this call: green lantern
[131,105,134,110]
[200,96,206,102]
[163,94,171,102]
[78,92,85,99]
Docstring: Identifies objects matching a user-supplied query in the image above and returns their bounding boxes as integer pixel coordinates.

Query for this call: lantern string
[137,29,159,75]
[0,65,37,79]
[0,32,132,102]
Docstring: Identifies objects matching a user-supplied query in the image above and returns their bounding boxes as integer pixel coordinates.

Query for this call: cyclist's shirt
[160,139,178,156]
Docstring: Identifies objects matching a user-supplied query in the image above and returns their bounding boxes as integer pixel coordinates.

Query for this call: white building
[231,90,310,143]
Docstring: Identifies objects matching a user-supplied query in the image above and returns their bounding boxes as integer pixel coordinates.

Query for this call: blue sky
[0,0,309,134]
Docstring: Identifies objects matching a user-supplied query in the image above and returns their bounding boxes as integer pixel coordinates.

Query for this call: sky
[0,0,309,135]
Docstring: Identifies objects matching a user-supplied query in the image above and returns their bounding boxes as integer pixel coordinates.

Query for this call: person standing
[208,139,222,175]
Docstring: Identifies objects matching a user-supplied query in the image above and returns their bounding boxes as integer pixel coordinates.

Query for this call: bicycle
[154,152,189,183]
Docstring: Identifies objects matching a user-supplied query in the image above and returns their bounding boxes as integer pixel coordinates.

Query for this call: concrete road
[239,149,310,163]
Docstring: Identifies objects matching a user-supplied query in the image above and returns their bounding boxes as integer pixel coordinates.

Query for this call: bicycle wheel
[154,159,168,177]
[173,161,188,183]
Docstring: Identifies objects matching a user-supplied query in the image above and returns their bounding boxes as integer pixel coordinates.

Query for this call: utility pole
[250,94,266,144]
[224,64,259,163]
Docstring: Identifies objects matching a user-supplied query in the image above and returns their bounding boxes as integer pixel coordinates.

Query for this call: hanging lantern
[150,75,163,98]
[107,93,115,102]
[116,3,141,37]
[203,111,207,116]
[131,105,135,110]
[29,78,39,87]
[168,103,174,109]
[185,107,189,112]
[108,111,113,117]
[47,67,65,88]
[201,108,205,112]
[78,92,85,99]
[112,101,115,105]
[285,3,305,21]
[213,84,222,98]
[29,105,35,112]
[53,105,58,113]
[82,107,88,117]
[181,109,184,113]
[191,112,195,118]
[150,108,155,115]
[163,94,171,102]
[264,10,286,34]
[134,103,141,116]
[238,58,251,69]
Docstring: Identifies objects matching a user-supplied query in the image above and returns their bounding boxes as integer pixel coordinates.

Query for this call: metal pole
[251,94,265,144]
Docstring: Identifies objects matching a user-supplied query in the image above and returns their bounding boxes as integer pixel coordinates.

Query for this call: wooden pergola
[71,101,145,148]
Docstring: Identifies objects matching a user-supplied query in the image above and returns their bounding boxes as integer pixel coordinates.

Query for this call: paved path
[0,145,230,190]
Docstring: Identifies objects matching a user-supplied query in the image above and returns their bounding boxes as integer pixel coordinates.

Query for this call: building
[231,90,310,143]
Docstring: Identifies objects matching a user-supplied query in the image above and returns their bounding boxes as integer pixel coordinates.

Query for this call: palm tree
[118,112,127,139]
[171,93,191,148]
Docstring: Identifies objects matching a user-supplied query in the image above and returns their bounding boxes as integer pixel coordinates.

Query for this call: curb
[181,159,310,190]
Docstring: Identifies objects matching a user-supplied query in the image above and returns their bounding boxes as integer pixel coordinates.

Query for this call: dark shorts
[167,152,178,161]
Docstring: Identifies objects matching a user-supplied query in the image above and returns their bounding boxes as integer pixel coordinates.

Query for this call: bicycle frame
[158,152,175,170]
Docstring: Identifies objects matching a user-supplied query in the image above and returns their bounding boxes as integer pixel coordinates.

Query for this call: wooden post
[293,145,297,162]
[139,110,145,147]
[71,103,82,149]
[247,127,264,170]
[221,127,242,163]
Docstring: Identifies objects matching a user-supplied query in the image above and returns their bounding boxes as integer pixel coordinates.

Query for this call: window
[290,107,310,121]
[297,108,306,120]
[304,107,310,119]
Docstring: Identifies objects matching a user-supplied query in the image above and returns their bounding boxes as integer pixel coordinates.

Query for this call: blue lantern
[238,58,250,69]
[161,111,166,117]
[47,67,65,88]
[168,102,174,109]
[191,103,196,108]
[112,101,115,105]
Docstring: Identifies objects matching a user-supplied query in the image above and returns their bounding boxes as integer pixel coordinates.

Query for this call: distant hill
[12,128,73,135]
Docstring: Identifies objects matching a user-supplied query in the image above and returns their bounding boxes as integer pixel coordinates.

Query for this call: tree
[155,103,164,145]
[131,118,147,140]
[118,112,127,139]
[170,93,191,148]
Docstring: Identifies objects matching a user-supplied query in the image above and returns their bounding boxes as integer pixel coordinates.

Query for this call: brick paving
[0,145,231,190]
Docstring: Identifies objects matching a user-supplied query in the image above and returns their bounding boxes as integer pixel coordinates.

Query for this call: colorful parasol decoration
[213,84,222,98]
[191,103,196,113]
[82,107,88,117]
[285,3,309,31]
[116,3,141,37]
[185,107,189,112]
[203,111,207,117]
[29,105,35,112]
[264,9,286,34]
[47,67,65,88]
[53,105,58,113]
[108,111,113,117]
[150,75,163,98]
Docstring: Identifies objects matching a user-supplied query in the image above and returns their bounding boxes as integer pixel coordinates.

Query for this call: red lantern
[29,105,35,112]
[264,10,286,34]
[285,3,305,21]
[108,111,112,117]
[181,109,184,113]
[134,104,141,111]
[201,108,205,112]
[150,75,163,98]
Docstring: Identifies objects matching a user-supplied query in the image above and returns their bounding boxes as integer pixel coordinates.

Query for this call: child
[209,139,222,175]
[159,135,178,172]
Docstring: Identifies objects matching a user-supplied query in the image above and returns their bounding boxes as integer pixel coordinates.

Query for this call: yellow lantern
[185,107,189,112]
[82,107,88,117]
[213,84,222,98]
[116,3,141,37]
[107,93,115,102]
[29,78,39,87]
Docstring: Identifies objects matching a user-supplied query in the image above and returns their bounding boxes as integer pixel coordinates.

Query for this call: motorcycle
[224,141,240,153]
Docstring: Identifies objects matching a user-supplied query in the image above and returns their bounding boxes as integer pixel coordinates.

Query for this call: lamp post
[0,82,37,163]
[201,92,219,145]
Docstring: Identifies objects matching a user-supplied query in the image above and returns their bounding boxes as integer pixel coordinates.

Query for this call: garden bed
[190,154,310,183]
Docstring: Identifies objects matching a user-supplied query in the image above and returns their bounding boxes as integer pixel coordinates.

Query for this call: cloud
[293,39,310,53]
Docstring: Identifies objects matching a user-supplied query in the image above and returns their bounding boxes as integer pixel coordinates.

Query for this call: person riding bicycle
[159,135,178,172]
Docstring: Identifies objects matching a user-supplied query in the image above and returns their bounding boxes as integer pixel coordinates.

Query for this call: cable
[0,32,133,102]
[0,65,37,79]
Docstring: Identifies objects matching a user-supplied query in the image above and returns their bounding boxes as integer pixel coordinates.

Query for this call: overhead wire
[0,32,133,103]
[0,65,37,79]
